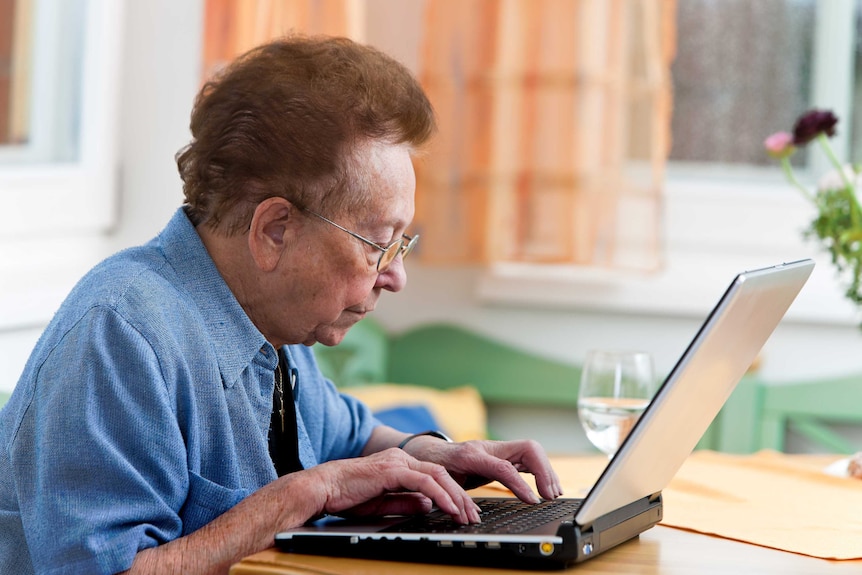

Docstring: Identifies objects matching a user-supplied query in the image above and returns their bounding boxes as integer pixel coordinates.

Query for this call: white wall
[110,0,203,251]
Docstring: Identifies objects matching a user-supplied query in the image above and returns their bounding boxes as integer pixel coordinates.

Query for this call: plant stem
[780,157,814,203]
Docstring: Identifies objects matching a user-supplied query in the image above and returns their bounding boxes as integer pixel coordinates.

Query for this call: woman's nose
[375,256,407,292]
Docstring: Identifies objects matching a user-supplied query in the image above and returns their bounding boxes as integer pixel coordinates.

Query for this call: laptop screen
[575,259,815,525]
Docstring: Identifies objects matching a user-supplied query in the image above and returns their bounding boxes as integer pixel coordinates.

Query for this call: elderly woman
[0,35,560,575]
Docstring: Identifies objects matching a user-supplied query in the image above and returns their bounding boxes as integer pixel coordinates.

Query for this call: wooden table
[230,454,862,574]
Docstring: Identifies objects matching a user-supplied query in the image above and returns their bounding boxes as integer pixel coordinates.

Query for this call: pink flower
[764,131,796,159]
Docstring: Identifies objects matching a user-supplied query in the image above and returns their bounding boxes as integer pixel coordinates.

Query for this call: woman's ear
[248,197,296,272]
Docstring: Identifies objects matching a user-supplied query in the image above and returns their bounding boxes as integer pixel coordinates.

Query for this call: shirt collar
[155,207,272,387]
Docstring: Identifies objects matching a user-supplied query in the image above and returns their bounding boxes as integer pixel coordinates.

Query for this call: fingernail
[471,506,482,523]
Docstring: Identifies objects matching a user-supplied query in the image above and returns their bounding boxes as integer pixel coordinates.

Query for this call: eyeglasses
[302,208,419,273]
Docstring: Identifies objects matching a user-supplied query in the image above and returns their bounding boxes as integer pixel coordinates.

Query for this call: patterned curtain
[202,0,359,81]
[202,0,676,271]
[415,0,676,270]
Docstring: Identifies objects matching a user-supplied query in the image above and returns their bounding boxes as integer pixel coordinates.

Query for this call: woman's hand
[304,448,482,524]
[400,436,564,503]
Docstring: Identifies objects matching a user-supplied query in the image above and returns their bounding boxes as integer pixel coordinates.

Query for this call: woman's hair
[176,35,436,234]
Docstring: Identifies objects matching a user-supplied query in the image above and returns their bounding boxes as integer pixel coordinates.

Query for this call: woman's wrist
[397,430,453,450]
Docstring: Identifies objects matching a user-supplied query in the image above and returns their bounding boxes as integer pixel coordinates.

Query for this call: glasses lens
[377,239,403,272]
[377,235,419,272]
[402,235,418,259]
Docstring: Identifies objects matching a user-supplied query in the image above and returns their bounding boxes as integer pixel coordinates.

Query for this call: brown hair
[176,35,436,234]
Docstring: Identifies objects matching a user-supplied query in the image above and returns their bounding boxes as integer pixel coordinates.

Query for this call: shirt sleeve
[10,306,189,575]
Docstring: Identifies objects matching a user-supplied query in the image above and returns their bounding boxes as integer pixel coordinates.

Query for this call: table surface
[230,454,862,575]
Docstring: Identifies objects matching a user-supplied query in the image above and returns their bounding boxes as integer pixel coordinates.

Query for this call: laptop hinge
[566,493,663,563]
[577,492,662,533]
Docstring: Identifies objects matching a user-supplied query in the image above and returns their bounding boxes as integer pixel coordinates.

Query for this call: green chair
[712,373,862,454]
[385,324,582,408]
[314,319,583,408]
[312,318,389,387]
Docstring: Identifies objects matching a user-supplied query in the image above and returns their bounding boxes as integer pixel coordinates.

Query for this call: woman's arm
[123,448,480,575]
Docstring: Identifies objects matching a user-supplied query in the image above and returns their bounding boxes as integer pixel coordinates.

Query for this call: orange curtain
[415,0,676,271]
[0,0,31,145]
[0,0,14,144]
[202,0,357,81]
[201,0,676,271]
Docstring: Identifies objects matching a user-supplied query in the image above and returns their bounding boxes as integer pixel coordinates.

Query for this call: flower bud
[792,109,838,145]
[764,132,796,159]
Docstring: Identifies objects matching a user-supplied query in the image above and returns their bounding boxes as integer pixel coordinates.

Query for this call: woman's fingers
[421,439,563,502]
[344,492,433,518]
[318,449,481,524]
[402,459,481,524]
[479,440,564,500]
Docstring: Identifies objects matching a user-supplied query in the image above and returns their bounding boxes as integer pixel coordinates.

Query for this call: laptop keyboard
[383,498,581,535]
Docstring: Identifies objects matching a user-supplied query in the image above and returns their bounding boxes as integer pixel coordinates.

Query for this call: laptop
[275,259,815,568]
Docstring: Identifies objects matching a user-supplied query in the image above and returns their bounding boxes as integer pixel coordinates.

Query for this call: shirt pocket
[180,471,250,536]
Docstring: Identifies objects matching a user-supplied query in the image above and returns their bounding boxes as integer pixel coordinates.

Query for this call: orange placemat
[660,450,862,560]
[488,451,861,560]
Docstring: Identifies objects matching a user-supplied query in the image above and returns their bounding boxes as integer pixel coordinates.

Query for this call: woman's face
[265,142,416,347]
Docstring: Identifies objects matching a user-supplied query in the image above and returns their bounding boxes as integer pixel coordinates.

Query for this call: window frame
[0,0,124,236]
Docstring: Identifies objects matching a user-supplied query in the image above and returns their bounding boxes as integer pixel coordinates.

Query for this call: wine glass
[577,350,656,457]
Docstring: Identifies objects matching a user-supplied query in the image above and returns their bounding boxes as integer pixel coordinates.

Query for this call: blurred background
[2,0,862,453]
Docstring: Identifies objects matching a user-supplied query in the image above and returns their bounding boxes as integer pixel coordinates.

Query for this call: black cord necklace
[269,349,303,476]
[274,360,286,433]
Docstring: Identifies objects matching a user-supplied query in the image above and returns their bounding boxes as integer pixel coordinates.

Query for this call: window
[0,0,86,165]
[480,0,860,325]
[670,0,815,168]
[0,0,123,236]
[669,0,856,177]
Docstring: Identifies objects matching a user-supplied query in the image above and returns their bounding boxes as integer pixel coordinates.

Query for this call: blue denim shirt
[0,208,379,575]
